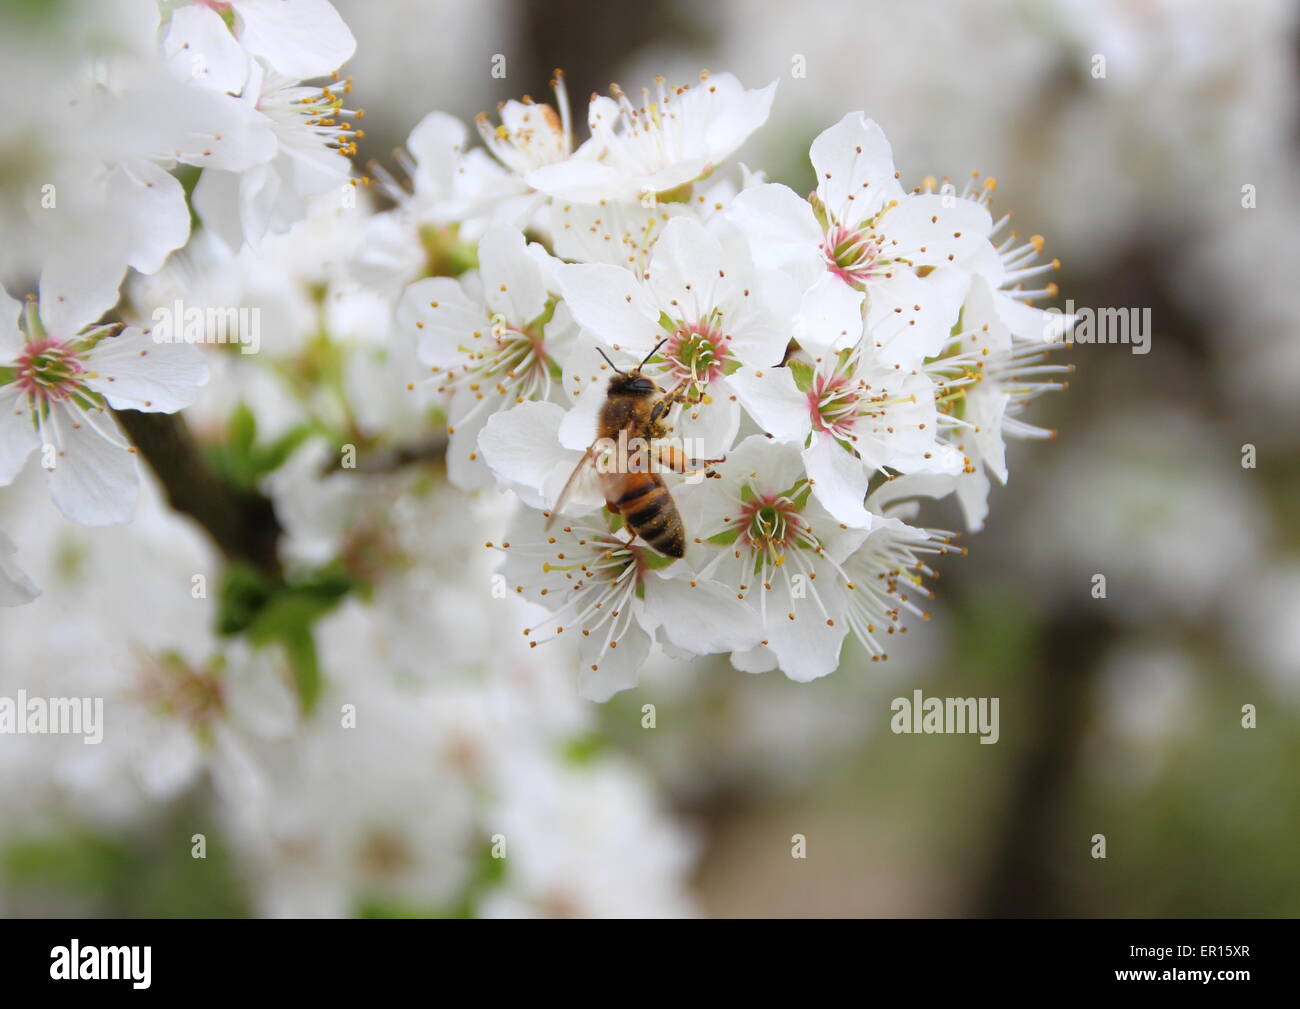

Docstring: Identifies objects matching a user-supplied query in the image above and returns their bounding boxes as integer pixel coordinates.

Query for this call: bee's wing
[545,444,602,531]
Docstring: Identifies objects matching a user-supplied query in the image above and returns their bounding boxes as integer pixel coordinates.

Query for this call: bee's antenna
[641,339,668,368]
[595,347,626,375]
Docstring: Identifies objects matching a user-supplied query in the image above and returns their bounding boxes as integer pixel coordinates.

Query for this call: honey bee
[546,341,719,558]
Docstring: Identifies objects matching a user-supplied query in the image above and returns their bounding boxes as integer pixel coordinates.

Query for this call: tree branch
[115,409,283,579]
[971,610,1112,916]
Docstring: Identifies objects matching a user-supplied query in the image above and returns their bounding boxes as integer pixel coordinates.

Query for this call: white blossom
[0,277,207,525]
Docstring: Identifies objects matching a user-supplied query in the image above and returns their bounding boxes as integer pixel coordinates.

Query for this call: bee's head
[608,370,657,397]
[598,341,666,398]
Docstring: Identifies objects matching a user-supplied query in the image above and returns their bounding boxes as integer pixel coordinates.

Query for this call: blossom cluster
[1,15,1072,698]
[387,71,1072,696]
[1,1,703,917]
[0,0,360,527]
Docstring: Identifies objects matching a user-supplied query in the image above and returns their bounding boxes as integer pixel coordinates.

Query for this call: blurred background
[2,0,1298,917]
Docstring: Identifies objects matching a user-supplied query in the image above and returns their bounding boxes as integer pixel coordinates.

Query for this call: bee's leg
[648,391,683,427]
[653,441,725,475]
[649,377,701,427]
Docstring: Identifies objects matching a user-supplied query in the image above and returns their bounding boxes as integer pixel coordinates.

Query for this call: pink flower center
[136,653,226,730]
[808,372,860,439]
[737,493,805,557]
[14,338,86,404]
[664,319,730,385]
[821,224,881,286]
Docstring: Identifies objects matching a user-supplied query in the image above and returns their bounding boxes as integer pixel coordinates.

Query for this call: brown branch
[115,409,282,579]
[323,434,448,475]
[970,610,1113,916]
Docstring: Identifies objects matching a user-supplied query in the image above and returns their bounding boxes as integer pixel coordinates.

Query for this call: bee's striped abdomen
[607,474,686,559]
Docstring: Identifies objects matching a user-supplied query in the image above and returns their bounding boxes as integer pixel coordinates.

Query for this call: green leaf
[215,563,354,713]
[215,562,276,636]
[208,403,316,490]
[251,424,313,478]
[707,527,741,546]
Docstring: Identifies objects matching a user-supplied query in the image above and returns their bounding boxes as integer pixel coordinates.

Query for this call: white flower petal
[84,328,209,412]
[165,4,251,93]
[795,271,864,351]
[479,224,547,325]
[730,644,777,674]
[193,164,282,253]
[693,74,776,165]
[641,573,764,656]
[645,217,728,309]
[762,580,849,682]
[883,194,992,267]
[728,366,810,444]
[811,113,904,228]
[671,391,739,461]
[0,384,38,485]
[445,409,495,492]
[580,619,651,702]
[866,268,966,368]
[397,277,485,369]
[966,388,1010,482]
[955,465,992,533]
[997,295,1074,344]
[406,111,469,198]
[45,410,140,526]
[557,393,601,451]
[233,0,356,79]
[38,253,127,338]
[0,288,24,361]
[725,182,823,283]
[111,160,194,275]
[479,400,597,512]
[555,263,659,349]
[804,433,872,528]
[866,471,958,519]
